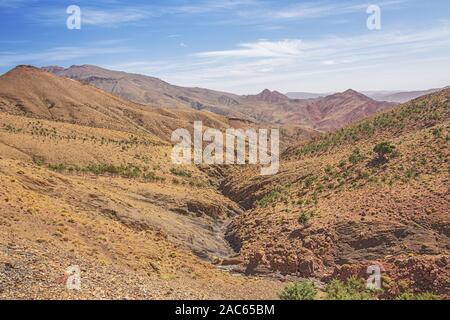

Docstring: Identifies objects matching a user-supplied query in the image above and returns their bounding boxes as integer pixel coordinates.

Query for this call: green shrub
[395,291,441,300]
[86,163,120,175]
[373,142,396,162]
[278,281,317,300]
[324,165,333,175]
[120,164,141,178]
[325,277,378,300]
[143,171,165,182]
[303,175,316,188]
[256,189,282,207]
[170,167,192,178]
[298,211,314,225]
[349,148,363,165]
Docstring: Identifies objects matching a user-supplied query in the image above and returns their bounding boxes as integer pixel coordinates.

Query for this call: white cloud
[271,0,406,20]
[194,39,303,58]
[322,60,336,65]
[81,8,148,26]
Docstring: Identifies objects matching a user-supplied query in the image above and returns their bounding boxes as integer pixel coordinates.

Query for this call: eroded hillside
[220,90,450,297]
[0,112,283,299]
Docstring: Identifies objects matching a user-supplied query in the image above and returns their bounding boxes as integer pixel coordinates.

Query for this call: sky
[0,0,450,94]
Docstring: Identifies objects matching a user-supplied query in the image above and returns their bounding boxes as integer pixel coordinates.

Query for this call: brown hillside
[0,66,245,141]
[219,89,450,297]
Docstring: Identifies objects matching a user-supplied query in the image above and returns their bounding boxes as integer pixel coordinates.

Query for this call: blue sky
[0,0,450,94]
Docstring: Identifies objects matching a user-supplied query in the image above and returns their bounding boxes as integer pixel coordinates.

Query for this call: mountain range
[42,64,396,131]
[287,87,450,103]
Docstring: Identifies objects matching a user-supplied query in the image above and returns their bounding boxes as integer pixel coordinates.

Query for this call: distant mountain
[287,87,450,103]
[244,89,290,103]
[363,87,449,103]
[42,64,243,112]
[285,92,328,100]
[305,89,397,130]
[42,65,395,131]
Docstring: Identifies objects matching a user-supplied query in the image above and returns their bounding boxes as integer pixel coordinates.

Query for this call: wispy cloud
[270,0,406,20]
[81,8,148,26]
[209,0,408,26]
[27,0,408,28]
[170,0,259,14]
[0,41,130,67]
[194,39,303,58]
[34,0,261,27]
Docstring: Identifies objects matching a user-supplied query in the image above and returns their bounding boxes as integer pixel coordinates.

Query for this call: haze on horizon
[1,0,450,95]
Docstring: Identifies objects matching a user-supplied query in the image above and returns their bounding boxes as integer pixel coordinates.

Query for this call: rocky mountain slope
[0,65,316,299]
[0,66,247,141]
[219,89,450,297]
[42,64,243,112]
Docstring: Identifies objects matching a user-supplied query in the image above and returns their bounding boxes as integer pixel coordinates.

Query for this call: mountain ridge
[42,64,395,131]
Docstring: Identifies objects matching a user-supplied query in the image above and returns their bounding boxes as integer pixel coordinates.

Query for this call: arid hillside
[42,64,244,112]
[0,111,285,299]
[0,66,263,141]
[220,89,450,298]
[0,65,292,299]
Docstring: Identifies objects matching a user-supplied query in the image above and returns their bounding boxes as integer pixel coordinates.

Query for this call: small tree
[279,281,317,300]
[373,142,395,162]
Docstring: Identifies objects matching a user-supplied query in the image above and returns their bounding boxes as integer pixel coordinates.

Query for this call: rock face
[330,255,450,298]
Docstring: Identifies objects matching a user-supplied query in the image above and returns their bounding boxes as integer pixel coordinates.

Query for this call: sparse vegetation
[297,211,314,225]
[256,188,283,207]
[349,148,363,165]
[395,291,441,300]
[278,281,317,300]
[373,141,396,163]
[143,171,165,182]
[294,95,449,157]
[170,167,192,178]
[325,277,381,300]
[45,162,169,182]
